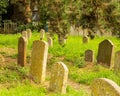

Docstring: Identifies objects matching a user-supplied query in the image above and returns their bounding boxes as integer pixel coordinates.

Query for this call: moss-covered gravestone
[114,51,120,75]
[30,40,48,83]
[18,37,27,67]
[91,78,120,96]
[97,39,114,68]
[49,62,68,94]
[85,49,94,64]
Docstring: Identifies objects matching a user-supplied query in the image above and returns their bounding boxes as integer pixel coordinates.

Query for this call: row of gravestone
[19,30,120,95]
[21,29,53,47]
[84,39,120,95]
[30,40,68,94]
[84,39,116,69]
[18,30,67,94]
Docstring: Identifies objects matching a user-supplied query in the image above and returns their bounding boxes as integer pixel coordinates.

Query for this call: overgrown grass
[0,84,46,96]
[1,32,120,95]
[69,65,120,85]
[0,63,29,83]
[0,84,88,96]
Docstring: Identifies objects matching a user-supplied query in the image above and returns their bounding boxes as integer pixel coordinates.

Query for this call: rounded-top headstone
[26,29,32,39]
[49,62,68,94]
[84,49,94,64]
[91,78,120,96]
[18,36,27,67]
[97,39,114,68]
[40,29,45,40]
[30,40,48,83]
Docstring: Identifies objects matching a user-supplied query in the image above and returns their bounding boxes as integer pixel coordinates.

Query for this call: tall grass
[1,33,120,94]
[0,84,88,96]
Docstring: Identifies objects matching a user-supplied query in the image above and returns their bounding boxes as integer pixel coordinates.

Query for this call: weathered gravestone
[18,37,27,67]
[84,49,94,64]
[49,62,68,94]
[91,78,120,96]
[83,36,89,43]
[26,29,32,39]
[97,39,114,68]
[30,40,48,83]
[47,37,53,47]
[114,51,120,74]
[22,31,28,43]
[40,29,45,40]
[22,31,27,39]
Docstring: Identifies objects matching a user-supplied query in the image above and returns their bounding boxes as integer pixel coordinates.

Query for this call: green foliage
[0,0,9,25]
[16,22,42,32]
[79,0,120,36]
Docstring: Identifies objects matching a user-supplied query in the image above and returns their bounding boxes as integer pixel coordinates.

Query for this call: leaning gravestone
[22,31,28,43]
[97,39,114,68]
[84,49,94,64]
[91,78,120,96]
[49,62,68,94]
[83,36,89,43]
[18,36,27,67]
[40,29,45,40]
[47,37,53,47]
[26,29,32,39]
[30,40,48,83]
[114,51,120,74]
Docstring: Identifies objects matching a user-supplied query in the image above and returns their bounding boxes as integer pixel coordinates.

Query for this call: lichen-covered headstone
[18,37,27,67]
[97,39,114,68]
[91,78,120,96]
[83,36,89,43]
[114,51,120,74]
[40,29,45,40]
[47,37,53,47]
[22,31,28,43]
[26,29,32,39]
[30,40,48,83]
[49,62,68,94]
[85,49,94,64]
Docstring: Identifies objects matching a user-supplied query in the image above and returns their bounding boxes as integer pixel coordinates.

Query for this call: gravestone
[47,37,53,47]
[26,29,32,39]
[40,29,45,40]
[84,49,94,64]
[22,31,28,38]
[91,78,120,96]
[97,39,114,68]
[83,36,89,43]
[114,51,120,74]
[49,62,68,94]
[18,37,27,67]
[22,31,28,43]
[30,40,48,83]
